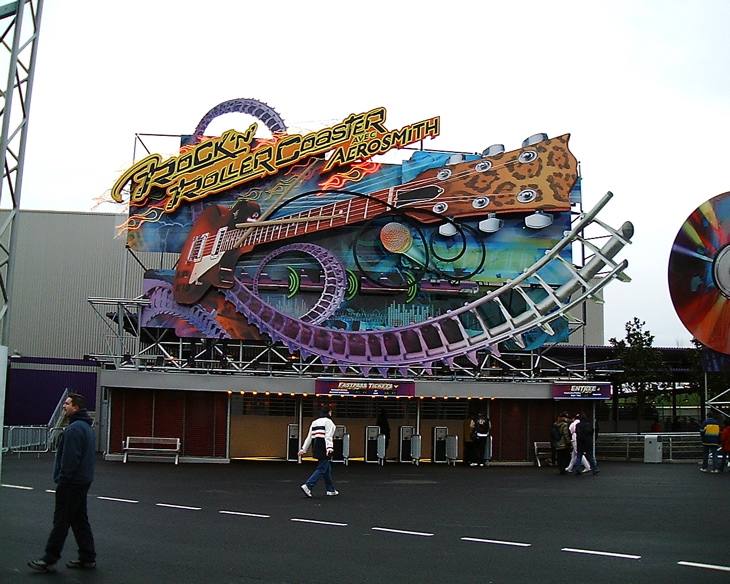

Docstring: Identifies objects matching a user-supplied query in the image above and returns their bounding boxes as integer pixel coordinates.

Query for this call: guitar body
[173,202,258,304]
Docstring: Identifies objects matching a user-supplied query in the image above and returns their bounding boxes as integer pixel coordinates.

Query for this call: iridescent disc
[668,191,730,353]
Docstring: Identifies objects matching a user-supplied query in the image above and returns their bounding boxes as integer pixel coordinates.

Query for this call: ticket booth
[365,425,380,463]
[286,423,299,461]
[399,425,414,463]
[433,426,448,463]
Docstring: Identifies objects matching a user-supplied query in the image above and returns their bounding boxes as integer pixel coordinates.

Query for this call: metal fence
[2,426,63,454]
[596,433,702,462]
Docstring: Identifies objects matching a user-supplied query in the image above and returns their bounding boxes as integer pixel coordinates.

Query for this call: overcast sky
[13,0,730,348]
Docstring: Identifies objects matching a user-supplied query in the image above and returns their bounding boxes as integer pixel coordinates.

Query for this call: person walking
[566,413,591,474]
[29,393,97,572]
[552,412,572,475]
[574,412,599,476]
[299,407,338,497]
[700,411,721,473]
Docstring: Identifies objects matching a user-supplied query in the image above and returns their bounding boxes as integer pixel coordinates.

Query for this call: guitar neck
[233,195,391,249]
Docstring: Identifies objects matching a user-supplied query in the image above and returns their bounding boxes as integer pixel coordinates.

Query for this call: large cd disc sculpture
[669,191,730,354]
[114,98,634,374]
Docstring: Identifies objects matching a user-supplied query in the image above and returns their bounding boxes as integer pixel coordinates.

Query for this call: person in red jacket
[719,419,730,472]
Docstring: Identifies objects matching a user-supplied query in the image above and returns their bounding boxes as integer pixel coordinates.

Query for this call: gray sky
[15,0,730,347]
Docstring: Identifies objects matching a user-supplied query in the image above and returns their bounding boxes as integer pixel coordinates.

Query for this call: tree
[688,338,730,413]
[609,318,669,433]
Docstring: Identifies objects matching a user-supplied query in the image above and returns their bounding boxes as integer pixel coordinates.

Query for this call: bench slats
[534,441,553,467]
[123,436,180,465]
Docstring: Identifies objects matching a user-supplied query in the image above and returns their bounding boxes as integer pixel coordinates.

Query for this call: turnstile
[287,423,299,461]
[377,434,387,465]
[399,425,414,462]
[332,425,348,463]
[365,425,380,463]
[433,426,448,463]
[446,434,458,466]
[410,434,422,465]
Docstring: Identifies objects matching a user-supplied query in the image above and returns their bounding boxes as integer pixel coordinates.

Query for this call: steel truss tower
[0,0,43,340]
[0,0,44,474]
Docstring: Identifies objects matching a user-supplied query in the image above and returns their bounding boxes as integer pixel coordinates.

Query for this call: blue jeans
[702,445,719,470]
[306,458,335,492]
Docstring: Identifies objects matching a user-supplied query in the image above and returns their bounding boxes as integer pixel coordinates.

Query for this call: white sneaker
[326,490,339,496]
[301,484,312,497]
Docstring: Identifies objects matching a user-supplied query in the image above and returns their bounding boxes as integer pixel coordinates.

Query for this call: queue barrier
[3,426,63,454]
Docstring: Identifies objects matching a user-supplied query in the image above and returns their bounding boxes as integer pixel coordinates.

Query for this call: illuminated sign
[111,107,440,213]
[552,383,612,399]
[316,379,416,397]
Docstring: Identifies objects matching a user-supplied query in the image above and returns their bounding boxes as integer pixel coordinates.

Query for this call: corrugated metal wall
[2,210,175,360]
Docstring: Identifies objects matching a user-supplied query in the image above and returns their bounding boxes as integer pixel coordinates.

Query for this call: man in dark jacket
[29,393,96,572]
[574,412,599,476]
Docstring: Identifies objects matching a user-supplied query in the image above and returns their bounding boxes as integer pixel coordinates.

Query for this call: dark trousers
[556,448,571,474]
[43,483,95,563]
[575,447,598,474]
[475,436,489,464]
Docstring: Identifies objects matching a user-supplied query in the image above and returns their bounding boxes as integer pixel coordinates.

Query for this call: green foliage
[608,317,669,396]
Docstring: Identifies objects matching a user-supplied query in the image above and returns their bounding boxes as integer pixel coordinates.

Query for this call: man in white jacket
[299,407,338,497]
[566,413,591,473]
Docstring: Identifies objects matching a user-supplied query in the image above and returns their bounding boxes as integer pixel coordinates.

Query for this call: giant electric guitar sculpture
[136,127,633,372]
[173,134,578,304]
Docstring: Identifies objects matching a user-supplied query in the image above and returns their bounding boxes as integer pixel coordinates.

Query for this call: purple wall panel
[4,359,98,425]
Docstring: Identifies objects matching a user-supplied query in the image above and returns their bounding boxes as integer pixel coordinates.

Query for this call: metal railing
[2,389,71,455]
[2,425,63,454]
[596,433,702,462]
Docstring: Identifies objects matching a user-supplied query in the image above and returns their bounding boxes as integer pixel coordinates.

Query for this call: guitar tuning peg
[522,133,548,147]
[481,144,504,157]
[439,222,458,237]
[479,213,503,234]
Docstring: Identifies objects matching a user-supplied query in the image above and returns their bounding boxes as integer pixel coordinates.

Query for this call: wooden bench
[534,441,553,467]
[123,436,180,464]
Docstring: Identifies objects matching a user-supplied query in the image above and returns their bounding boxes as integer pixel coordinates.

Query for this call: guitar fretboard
[235,196,392,249]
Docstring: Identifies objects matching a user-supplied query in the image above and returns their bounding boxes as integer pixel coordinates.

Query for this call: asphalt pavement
[1,454,728,584]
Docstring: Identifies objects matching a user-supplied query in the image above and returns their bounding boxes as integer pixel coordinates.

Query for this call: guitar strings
[191,141,572,256]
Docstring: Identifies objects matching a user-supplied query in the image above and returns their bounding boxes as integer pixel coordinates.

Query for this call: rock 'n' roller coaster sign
[669,191,730,354]
[113,98,634,374]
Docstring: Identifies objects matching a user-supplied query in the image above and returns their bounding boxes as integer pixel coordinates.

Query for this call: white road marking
[372,527,434,537]
[98,496,139,504]
[220,510,270,518]
[462,537,530,547]
[1,484,33,490]
[562,547,641,560]
[156,503,201,511]
[45,489,55,493]
[291,518,347,527]
[678,561,730,573]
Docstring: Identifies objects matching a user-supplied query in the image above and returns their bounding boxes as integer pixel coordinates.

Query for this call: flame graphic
[319,160,381,190]
[117,203,167,237]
